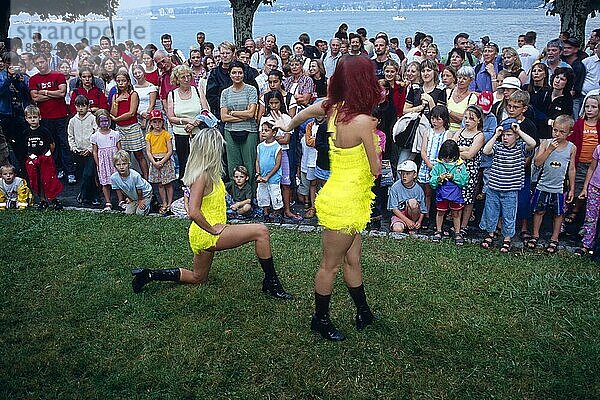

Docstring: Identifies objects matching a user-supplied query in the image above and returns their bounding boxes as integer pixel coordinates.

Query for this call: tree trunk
[232,2,258,49]
[0,0,10,41]
[555,0,590,45]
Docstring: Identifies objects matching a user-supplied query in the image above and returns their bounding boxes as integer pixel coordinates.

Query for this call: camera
[12,66,21,73]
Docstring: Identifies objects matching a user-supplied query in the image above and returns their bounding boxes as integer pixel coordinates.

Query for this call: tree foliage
[545,0,600,45]
[229,0,275,48]
[2,0,119,40]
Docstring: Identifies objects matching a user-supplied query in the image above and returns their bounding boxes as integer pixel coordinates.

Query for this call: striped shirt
[220,84,258,133]
[488,141,528,191]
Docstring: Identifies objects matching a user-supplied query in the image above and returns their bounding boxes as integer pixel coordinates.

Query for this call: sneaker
[67,175,77,184]
[57,171,65,179]
[37,200,49,210]
[91,198,102,206]
[118,200,127,210]
[102,203,112,212]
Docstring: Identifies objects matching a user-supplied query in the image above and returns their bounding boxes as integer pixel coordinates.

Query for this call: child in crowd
[23,105,63,210]
[145,109,176,215]
[0,164,32,210]
[91,110,122,211]
[565,94,600,224]
[226,165,254,218]
[170,185,190,218]
[68,95,99,205]
[299,116,323,219]
[110,150,153,215]
[480,118,537,253]
[451,104,484,235]
[578,141,600,256]
[263,90,300,221]
[474,91,498,200]
[370,107,388,230]
[504,90,538,241]
[529,115,576,254]
[388,160,428,233]
[419,105,450,216]
[314,116,330,187]
[429,139,469,245]
[255,120,283,220]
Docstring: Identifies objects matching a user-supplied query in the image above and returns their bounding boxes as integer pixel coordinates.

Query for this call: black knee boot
[131,268,181,293]
[259,257,294,300]
[310,292,345,341]
[347,283,375,330]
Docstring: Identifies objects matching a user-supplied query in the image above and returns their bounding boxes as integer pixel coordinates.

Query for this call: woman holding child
[273,55,382,341]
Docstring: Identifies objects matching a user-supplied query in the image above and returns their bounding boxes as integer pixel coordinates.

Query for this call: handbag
[393,106,427,149]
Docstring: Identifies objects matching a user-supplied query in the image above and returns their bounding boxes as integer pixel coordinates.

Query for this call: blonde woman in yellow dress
[131,127,293,300]
[273,55,382,341]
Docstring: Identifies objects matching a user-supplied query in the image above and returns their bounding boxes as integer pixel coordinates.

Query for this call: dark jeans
[174,134,191,180]
[73,153,98,201]
[0,114,29,172]
[41,117,75,174]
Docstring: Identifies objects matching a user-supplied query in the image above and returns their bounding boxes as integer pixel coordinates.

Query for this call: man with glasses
[250,33,281,71]
[154,49,177,110]
[255,55,279,96]
[470,42,501,93]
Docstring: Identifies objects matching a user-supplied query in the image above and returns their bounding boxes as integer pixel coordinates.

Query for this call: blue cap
[500,118,518,131]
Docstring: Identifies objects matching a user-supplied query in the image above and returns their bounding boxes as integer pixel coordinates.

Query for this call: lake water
[9,8,595,54]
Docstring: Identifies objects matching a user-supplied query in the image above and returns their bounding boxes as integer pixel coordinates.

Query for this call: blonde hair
[502,47,523,72]
[554,114,575,130]
[112,150,131,166]
[24,104,40,117]
[584,95,600,120]
[170,64,193,86]
[508,89,530,107]
[182,128,224,187]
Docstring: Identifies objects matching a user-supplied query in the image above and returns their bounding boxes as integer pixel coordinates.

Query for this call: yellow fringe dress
[189,179,227,253]
[314,109,375,235]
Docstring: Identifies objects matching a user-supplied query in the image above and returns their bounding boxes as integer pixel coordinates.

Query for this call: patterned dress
[455,130,482,204]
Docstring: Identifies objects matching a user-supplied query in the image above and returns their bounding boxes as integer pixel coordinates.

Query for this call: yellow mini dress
[189,179,227,253]
[314,109,375,235]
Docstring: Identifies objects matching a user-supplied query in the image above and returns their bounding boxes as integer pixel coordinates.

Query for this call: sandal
[118,200,127,210]
[499,239,511,253]
[520,231,532,243]
[460,227,469,237]
[527,236,539,249]
[564,212,577,224]
[574,247,590,256]
[431,231,443,243]
[454,233,465,246]
[304,207,316,219]
[284,213,303,222]
[546,240,559,254]
[103,202,112,212]
[480,233,495,249]
[159,205,168,215]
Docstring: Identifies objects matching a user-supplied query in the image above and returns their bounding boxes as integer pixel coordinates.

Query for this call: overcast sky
[118,0,222,9]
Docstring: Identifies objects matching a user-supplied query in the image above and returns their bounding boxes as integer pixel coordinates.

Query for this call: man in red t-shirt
[29,53,76,183]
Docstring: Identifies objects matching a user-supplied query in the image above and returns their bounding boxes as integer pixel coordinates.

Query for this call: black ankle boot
[262,276,294,300]
[131,268,152,293]
[355,306,375,331]
[310,314,345,341]
[131,268,180,293]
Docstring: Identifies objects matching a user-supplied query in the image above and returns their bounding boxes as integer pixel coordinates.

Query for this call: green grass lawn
[1,210,599,399]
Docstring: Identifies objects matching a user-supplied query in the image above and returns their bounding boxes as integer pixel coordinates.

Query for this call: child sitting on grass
[255,120,283,221]
[429,139,469,245]
[479,118,537,253]
[529,115,577,254]
[388,160,427,233]
[110,150,153,216]
[23,105,63,210]
[226,165,253,218]
[0,164,32,210]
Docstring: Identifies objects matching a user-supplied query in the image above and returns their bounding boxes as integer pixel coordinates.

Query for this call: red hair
[323,55,382,123]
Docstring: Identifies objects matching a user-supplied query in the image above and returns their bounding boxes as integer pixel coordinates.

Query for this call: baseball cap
[398,160,418,172]
[500,118,519,131]
[498,77,521,91]
[563,37,580,47]
[477,91,494,113]
[149,109,163,120]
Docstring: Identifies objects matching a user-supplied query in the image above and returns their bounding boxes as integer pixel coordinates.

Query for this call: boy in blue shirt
[388,160,428,233]
[110,150,153,215]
